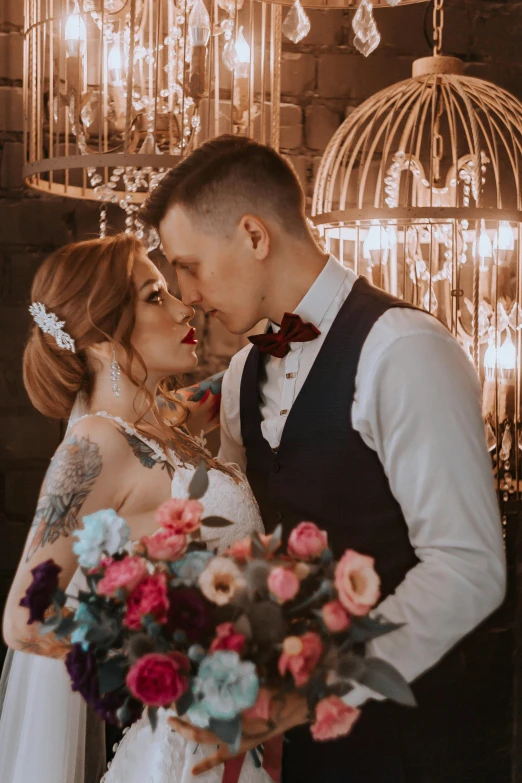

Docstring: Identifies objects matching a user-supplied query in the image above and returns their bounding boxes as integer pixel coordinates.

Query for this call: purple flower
[166,588,211,643]
[19,559,62,624]
[65,644,126,725]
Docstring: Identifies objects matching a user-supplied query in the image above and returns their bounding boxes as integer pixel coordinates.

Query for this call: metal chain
[433,0,444,56]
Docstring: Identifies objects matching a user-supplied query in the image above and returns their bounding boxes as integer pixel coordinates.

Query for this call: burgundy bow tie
[249,312,321,358]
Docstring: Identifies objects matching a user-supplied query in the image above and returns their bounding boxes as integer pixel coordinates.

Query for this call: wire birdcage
[312,52,522,522]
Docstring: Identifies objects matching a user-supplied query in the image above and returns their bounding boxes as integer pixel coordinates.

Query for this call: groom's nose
[177,278,202,307]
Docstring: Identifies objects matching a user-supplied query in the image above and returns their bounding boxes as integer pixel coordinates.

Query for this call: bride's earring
[110,347,121,397]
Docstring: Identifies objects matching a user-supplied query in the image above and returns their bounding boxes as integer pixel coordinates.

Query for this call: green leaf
[348,615,404,645]
[175,689,194,717]
[188,462,209,500]
[209,715,242,754]
[201,516,233,528]
[117,699,133,726]
[40,613,61,634]
[53,590,66,609]
[359,658,416,707]
[55,616,78,639]
[266,525,282,554]
[148,706,158,732]
[336,654,366,681]
[98,656,127,695]
[251,532,265,559]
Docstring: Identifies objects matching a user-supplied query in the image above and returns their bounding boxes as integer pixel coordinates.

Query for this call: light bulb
[473,219,492,267]
[498,331,516,372]
[493,220,515,252]
[234,26,250,65]
[189,0,211,46]
[107,41,124,86]
[65,4,87,57]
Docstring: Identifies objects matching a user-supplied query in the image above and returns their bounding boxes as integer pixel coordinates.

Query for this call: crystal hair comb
[29,302,76,353]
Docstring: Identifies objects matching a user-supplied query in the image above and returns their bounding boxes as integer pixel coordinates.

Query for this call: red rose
[124,574,169,630]
[126,652,189,707]
[209,622,246,654]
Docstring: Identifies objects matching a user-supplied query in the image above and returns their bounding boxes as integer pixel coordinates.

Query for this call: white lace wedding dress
[0,412,270,783]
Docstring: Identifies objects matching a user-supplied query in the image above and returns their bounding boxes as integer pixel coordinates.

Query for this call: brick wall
[0,2,519,774]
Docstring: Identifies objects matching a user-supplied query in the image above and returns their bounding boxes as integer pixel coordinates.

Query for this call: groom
[139,135,506,782]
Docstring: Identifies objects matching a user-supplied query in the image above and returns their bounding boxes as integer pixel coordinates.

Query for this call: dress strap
[71,411,177,469]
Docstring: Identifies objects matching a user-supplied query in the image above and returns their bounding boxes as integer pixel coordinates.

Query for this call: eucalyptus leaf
[209,715,242,754]
[336,654,366,681]
[54,616,78,639]
[175,689,194,717]
[117,699,133,726]
[267,525,282,554]
[359,658,416,707]
[201,516,233,528]
[40,614,61,634]
[188,462,209,500]
[98,656,127,695]
[53,590,66,608]
[148,706,158,732]
[251,533,265,559]
[348,615,404,645]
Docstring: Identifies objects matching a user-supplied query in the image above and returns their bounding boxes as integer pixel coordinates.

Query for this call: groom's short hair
[139,135,309,238]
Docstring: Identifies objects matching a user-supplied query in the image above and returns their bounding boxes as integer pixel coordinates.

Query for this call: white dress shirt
[219,255,506,705]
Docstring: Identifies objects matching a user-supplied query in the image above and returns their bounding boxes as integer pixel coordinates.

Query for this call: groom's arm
[351,324,506,703]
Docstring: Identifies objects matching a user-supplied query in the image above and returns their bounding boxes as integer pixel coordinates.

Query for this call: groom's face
[159,205,268,334]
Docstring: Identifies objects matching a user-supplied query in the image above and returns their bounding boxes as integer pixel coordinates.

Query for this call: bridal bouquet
[21,464,414,751]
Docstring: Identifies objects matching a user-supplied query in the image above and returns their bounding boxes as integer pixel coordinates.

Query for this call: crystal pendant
[139,131,160,155]
[352,0,380,57]
[80,99,94,128]
[485,420,496,452]
[282,0,311,44]
[222,38,238,71]
[500,422,512,462]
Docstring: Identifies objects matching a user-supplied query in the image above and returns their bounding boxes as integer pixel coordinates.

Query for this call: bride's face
[129,255,198,379]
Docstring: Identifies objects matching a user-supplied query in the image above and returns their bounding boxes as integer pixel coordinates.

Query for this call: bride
[0,233,268,783]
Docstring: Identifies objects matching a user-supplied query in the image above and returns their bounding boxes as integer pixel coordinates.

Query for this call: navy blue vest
[240,276,419,601]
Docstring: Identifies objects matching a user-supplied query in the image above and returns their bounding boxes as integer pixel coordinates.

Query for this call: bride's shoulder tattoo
[26,434,102,561]
[117,427,175,480]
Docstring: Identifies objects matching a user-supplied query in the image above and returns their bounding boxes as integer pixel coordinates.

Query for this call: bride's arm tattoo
[16,608,74,659]
[26,435,102,561]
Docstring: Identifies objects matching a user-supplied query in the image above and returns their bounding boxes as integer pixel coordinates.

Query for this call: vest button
[273,460,280,473]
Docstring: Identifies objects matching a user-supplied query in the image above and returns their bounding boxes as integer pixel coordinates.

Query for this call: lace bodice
[70,413,267,783]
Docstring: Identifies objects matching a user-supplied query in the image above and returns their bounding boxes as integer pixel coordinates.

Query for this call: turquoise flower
[71,603,97,651]
[187,651,259,726]
[73,509,130,568]
[171,550,213,584]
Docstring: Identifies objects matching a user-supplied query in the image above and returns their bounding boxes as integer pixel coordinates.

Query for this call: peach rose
[243,688,272,721]
[267,567,300,603]
[141,528,187,561]
[226,537,252,561]
[278,632,323,687]
[311,696,360,741]
[322,600,351,632]
[97,556,148,597]
[334,550,380,616]
[156,498,203,534]
[288,522,328,561]
[198,557,244,606]
[124,574,169,630]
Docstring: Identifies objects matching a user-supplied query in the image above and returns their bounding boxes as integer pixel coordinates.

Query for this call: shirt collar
[270,255,348,334]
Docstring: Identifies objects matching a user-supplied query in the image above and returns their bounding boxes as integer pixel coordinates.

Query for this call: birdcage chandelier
[23,0,427,243]
[312,1,522,523]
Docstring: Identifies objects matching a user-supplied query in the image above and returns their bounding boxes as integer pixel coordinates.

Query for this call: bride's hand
[167,692,309,776]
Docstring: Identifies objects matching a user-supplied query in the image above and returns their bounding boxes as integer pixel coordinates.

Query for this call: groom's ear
[241,215,270,260]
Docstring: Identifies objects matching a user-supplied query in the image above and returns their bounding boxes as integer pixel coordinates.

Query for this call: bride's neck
[88,372,162,429]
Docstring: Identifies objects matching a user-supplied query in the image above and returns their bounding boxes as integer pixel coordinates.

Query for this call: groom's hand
[167,692,308,776]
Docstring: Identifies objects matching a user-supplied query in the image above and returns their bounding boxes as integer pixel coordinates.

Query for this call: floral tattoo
[26,435,102,561]
[118,428,175,480]
[177,371,225,424]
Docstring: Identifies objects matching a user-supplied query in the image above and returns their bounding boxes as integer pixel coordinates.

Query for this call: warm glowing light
[189,0,211,46]
[65,4,87,56]
[107,41,125,86]
[498,331,516,372]
[363,221,396,257]
[493,221,515,252]
[234,26,251,65]
[473,219,493,268]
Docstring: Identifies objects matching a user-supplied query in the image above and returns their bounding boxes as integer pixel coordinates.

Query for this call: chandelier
[312,0,522,523]
[22,0,426,244]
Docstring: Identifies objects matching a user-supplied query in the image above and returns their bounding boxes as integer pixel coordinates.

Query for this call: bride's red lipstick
[181,327,197,345]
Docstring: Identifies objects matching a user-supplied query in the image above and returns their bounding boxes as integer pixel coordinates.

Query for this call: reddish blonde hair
[23,234,182,426]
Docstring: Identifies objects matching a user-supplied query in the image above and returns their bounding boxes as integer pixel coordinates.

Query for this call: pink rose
[334,550,380,616]
[97,556,148,597]
[124,574,169,630]
[243,688,272,721]
[209,622,246,654]
[141,528,187,561]
[311,696,360,741]
[278,632,323,687]
[267,567,300,603]
[156,498,203,534]
[226,537,252,561]
[322,600,351,632]
[126,652,189,707]
[288,522,328,561]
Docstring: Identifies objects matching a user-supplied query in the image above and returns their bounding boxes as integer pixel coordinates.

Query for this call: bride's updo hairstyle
[23,233,172,421]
